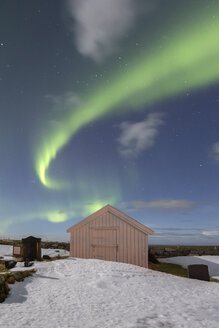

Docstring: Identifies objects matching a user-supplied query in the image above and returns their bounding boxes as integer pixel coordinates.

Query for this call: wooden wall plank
[69,209,150,267]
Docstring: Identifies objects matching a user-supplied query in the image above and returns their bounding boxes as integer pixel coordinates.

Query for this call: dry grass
[0,263,8,273]
[210,278,219,283]
[149,261,219,283]
[149,261,188,278]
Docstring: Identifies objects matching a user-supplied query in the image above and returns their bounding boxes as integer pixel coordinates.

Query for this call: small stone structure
[148,245,219,258]
[188,264,210,281]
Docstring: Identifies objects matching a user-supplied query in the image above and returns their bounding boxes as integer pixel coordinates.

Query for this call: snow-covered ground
[0,244,69,260]
[1,245,219,328]
[159,256,219,279]
[0,244,13,260]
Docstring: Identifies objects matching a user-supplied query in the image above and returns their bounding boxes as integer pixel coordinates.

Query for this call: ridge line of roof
[67,204,154,235]
[106,205,154,235]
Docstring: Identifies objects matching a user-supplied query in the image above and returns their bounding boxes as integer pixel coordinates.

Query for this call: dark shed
[22,236,41,260]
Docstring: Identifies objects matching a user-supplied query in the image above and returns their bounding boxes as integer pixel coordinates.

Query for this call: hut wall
[22,237,41,260]
[70,211,148,268]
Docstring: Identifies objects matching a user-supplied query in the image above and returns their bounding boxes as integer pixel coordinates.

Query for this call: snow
[0,244,14,260]
[42,248,69,258]
[159,256,219,279]
[0,244,69,260]
[0,245,69,273]
[0,245,219,328]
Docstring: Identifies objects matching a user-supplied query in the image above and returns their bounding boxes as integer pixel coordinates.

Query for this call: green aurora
[35,6,219,193]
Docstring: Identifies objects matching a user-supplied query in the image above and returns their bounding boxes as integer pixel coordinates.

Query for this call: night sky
[1,0,219,244]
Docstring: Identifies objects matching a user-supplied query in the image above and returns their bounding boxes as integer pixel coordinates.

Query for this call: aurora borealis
[35,4,219,190]
[1,0,219,243]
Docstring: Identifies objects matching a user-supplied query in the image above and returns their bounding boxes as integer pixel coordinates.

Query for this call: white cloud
[117,113,164,158]
[211,141,219,163]
[121,199,196,211]
[202,231,219,236]
[66,0,139,62]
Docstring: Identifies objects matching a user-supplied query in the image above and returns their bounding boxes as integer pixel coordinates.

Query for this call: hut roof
[22,236,41,242]
[67,204,154,235]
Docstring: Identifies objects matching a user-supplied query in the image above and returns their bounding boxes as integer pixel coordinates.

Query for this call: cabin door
[91,228,118,262]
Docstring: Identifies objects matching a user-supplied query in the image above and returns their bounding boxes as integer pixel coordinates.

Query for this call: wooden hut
[67,204,154,268]
[22,236,41,261]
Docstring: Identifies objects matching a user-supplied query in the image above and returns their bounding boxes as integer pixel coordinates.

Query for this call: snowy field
[0,245,219,328]
[0,244,69,260]
[159,256,219,279]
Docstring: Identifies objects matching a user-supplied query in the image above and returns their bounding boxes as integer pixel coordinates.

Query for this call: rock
[6,276,15,284]
[5,260,17,269]
[0,269,35,302]
[13,272,24,282]
[188,264,210,281]
[24,259,29,267]
[24,259,34,267]
[0,276,9,303]
[148,252,160,264]
[22,270,34,278]
[181,250,190,256]
[43,255,51,260]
